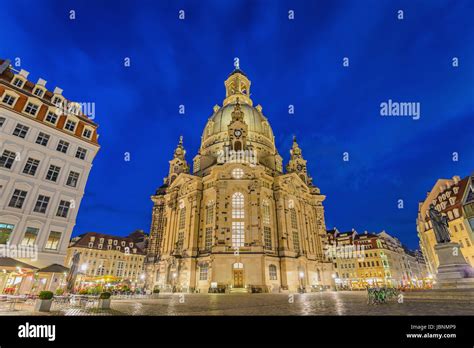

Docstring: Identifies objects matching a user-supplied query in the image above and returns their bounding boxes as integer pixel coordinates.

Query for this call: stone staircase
[228,287,249,294]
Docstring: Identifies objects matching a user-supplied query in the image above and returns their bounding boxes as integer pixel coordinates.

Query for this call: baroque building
[145,65,333,293]
[66,231,147,290]
[326,228,429,289]
[0,59,99,294]
[417,174,474,276]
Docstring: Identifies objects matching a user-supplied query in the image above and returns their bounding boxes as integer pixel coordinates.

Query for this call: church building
[145,64,334,293]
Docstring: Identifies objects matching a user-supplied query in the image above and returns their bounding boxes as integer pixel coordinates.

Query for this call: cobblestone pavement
[107,291,474,316]
[2,291,473,316]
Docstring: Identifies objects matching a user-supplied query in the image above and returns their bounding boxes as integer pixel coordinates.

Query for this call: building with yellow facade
[145,64,334,293]
[66,231,147,290]
[417,174,474,277]
[326,228,429,289]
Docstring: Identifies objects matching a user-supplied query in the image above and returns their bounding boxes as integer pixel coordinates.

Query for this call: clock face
[234,129,242,138]
[297,164,303,171]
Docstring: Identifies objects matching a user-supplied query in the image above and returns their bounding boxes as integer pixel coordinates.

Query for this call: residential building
[417,174,474,276]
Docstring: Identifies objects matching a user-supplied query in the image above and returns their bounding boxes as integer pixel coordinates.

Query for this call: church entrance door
[233,270,244,288]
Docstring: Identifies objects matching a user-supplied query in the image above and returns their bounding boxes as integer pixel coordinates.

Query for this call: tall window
[66,171,80,187]
[22,158,40,176]
[178,207,186,230]
[8,189,28,209]
[0,150,16,169]
[12,123,29,138]
[205,227,213,251]
[290,208,298,230]
[33,195,49,214]
[293,231,300,253]
[56,200,71,218]
[262,201,271,225]
[290,208,300,253]
[232,192,244,219]
[36,132,50,146]
[206,202,214,225]
[232,192,245,247]
[76,147,87,160]
[264,226,272,250]
[199,265,208,280]
[177,231,184,251]
[46,165,61,182]
[269,265,277,280]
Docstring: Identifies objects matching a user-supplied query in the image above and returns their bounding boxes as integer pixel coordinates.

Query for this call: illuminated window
[232,192,244,219]
[232,222,244,248]
[21,227,39,246]
[45,231,62,250]
[232,192,245,248]
[232,168,244,179]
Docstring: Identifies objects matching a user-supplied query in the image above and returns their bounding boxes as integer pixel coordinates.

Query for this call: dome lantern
[223,59,253,107]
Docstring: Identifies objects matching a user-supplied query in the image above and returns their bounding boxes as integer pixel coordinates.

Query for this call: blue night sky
[1,0,473,249]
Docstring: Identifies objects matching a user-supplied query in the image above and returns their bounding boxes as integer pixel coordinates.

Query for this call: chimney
[19,69,29,78]
[53,87,63,95]
[36,78,47,86]
[453,176,460,184]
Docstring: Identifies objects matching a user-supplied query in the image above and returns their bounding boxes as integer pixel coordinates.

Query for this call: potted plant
[98,292,111,309]
[34,291,54,312]
[152,288,160,298]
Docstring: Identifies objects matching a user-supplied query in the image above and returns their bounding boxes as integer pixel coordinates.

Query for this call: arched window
[232,192,244,219]
[269,265,277,280]
[232,192,245,247]
[233,262,243,269]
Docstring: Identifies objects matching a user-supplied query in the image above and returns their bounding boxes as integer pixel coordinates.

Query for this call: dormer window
[12,78,24,88]
[64,119,77,132]
[52,96,63,106]
[45,111,58,124]
[121,241,126,247]
[33,88,44,98]
[83,128,92,139]
[24,102,39,116]
[2,94,16,106]
[90,236,95,242]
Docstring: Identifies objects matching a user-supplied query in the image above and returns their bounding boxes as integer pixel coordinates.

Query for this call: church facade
[145,65,334,293]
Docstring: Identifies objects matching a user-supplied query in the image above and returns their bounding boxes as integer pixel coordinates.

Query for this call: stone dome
[202,102,274,140]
